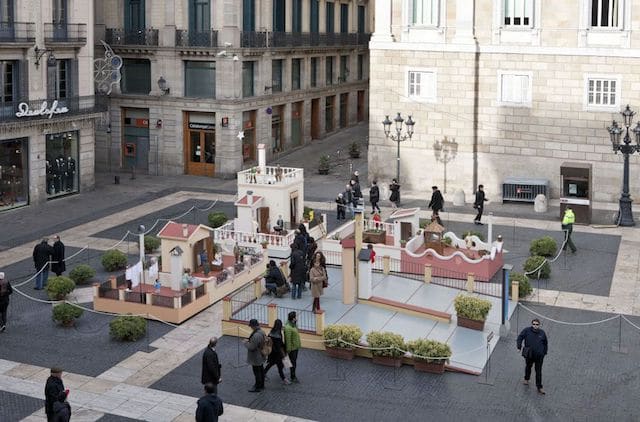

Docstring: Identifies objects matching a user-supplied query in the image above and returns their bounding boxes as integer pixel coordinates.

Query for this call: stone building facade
[95,0,371,179]
[0,0,101,212]
[369,0,640,204]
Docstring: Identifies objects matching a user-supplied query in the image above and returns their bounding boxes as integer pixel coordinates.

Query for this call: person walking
[201,337,221,394]
[195,383,224,422]
[428,186,444,225]
[45,367,65,422]
[33,238,53,290]
[389,179,400,208]
[473,184,488,225]
[344,184,354,218]
[264,319,291,385]
[335,193,346,220]
[284,311,301,383]
[51,235,66,277]
[517,318,549,395]
[351,179,362,204]
[51,390,71,422]
[289,243,306,299]
[309,254,327,312]
[562,207,577,253]
[369,180,381,214]
[244,319,266,392]
[0,272,13,332]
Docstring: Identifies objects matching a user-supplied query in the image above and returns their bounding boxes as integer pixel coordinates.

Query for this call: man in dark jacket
[33,238,53,290]
[517,318,549,395]
[201,337,221,394]
[51,390,71,422]
[369,181,381,214]
[0,272,13,332]
[195,383,224,421]
[473,184,488,225]
[335,193,346,220]
[428,186,444,225]
[51,235,66,277]
[44,367,65,421]
[289,243,306,299]
[244,319,266,392]
[264,260,285,296]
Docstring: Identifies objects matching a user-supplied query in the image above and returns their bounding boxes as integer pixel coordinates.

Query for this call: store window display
[46,131,78,198]
[0,139,28,211]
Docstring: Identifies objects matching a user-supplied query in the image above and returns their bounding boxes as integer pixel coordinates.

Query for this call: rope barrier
[523,230,569,277]
[622,315,640,332]
[519,303,623,326]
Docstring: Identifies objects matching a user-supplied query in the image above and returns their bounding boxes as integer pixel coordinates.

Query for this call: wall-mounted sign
[221,117,229,127]
[189,122,216,130]
[15,100,69,119]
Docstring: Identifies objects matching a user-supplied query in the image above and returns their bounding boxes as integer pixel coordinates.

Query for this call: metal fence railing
[181,291,192,306]
[124,291,144,304]
[152,295,174,308]
[105,28,159,46]
[44,23,87,43]
[324,250,342,266]
[277,306,316,333]
[98,282,119,300]
[0,22,35,43]
[175,29,218,47]
[230,300,268,324]
[195,284,206,299]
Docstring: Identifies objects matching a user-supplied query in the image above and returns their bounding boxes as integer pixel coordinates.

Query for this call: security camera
[232,54,239,61]
[224,42,232,47]
[216,50,227,57]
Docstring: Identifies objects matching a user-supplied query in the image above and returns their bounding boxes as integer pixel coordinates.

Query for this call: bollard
[114,175,120,184]
[383,255,390,275]
[315,309,325,336]
[466,273,475,293]
[424,264,432,284]
[222,296,232,319]
[267,303,277,327]
[511,280,520,302]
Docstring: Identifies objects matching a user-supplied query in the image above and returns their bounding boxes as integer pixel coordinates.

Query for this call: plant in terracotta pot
[406,338,451,374]
[52,303,83,327]
[323,324,363,360]
[454,294,492,331]
[366,331,405,367]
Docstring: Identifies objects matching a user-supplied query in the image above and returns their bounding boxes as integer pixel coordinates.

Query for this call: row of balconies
[0,22,87,45]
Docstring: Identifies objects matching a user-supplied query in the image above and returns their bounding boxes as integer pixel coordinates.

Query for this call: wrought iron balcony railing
[0,95,107,124]
[240,31,371,48]
[105,28,159,46]
[44,23,87,44]
[175,29,218,47]
[0,22,35,44]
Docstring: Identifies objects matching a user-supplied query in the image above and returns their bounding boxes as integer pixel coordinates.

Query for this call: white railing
[214,226,296,248]
[363,219,395,236]
[237,166,303,185]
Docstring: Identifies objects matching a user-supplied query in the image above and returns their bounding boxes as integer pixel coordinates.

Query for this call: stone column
[371,0,393,42]
[453,0,476,44]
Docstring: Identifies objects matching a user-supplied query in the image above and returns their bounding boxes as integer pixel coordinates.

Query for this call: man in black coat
[428,186,444,225]
[369,181,381,214]
[473,184,488,225]
[195,383,224,422]
[33,238,53,290]
[517,318,549,395]
[264,260,286,295]
[289,243,306,299]
[51,235,66,277]
[0,272,13,332]
[201,337,221,394]
[44,367,65,422]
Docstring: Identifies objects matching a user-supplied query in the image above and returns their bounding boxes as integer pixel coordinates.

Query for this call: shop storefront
[46,131,79,199]
[0,138,28,211]
[243,110,256,162]
[271,105,284,153]
[184,112,216,177]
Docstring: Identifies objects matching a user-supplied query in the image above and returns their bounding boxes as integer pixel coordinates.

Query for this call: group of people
[427,184,488,225]
[32,235,66,290]
[335,170,365,220]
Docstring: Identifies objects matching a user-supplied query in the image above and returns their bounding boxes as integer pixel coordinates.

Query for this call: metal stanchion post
[328,357,346,382]
[478,331,495,386]
[146,314,151,353]
[233,325,248,368]
[612,314,628,354]
[383,363,404,391]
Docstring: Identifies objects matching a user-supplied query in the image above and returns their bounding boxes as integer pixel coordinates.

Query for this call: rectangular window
[340,55,348,83]
[52,0,67,24]
[591,0,619,27]
[122,59,150,94]
[587,77,618,106]
[184,61,215,98]
[310,0,319,32]
[242,61,255,97]
[292,0,302,32]
[189,0,211,32]
[358,5,365,33]
[357,54,364,80]
[499,72,531,105]
[310,57,318,87]
[243,0,255,31]
[125,0,145,31]
[273,0,285,32]
[55,59,69,99]
[326,56,333,86]
[292,58,301,90]
[325,96,334,132]
[0,0,14,23]
[272,59,283,93]
[408,70,436,101]
[340,3,348,33]
[46,131,79,198]
[504,0,532,26]
[412,0,438,26]
[326,2,334,33]
[1,61,15,104]
[0,138,29,212]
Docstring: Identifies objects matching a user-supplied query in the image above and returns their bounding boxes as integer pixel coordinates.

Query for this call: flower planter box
[325,346,355,360]
[457,316,485,331]
[413,360,446,374]
[363,230,386,244]
[371,356,403,367]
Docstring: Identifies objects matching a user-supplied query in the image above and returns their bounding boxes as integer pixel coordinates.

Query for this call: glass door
[52,0,67,40]
[0,0,14,40]
[186,130,215,176]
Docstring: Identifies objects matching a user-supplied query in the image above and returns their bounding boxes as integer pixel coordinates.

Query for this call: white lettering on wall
[15,100,69,119]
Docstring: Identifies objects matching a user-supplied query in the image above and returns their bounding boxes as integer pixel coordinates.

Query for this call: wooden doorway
[289,191,299,226]
[311,98,320,139]
[357,90,365,122]
[339,93,348,128]
[400,222,412,242]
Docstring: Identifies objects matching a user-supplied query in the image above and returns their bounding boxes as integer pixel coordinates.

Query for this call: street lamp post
[607,105,640,226]
[382,112,415,205]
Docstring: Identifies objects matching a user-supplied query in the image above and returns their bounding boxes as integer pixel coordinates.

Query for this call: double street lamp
[607,105,640,226]
[382,112,415,205]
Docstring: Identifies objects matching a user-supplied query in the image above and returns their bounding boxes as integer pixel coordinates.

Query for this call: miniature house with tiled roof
[158,222,214,275]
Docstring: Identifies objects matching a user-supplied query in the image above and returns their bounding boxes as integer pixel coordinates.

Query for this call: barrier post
[267,303,277,327]
[315,309,325,335]
[511,280,519,303]
[383,255,390,275]
[424,264,432,284]
[254,277,263,300]
[222,296,232,320]
[466,273,475,292]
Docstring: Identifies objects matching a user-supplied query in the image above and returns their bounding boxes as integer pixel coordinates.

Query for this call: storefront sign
[189,122,215,130]
[15,100,69,119]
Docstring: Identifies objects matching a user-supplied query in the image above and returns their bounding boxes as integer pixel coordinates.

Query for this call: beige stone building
[0,0,101,212]
[94,0,371,178]
[369,0,640,204]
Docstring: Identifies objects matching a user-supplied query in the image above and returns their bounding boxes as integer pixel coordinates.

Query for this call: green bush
[303,206,314,221]
[324,324,363,349]
[349,141,361,158]
[52,303,83,325]
[442,237,453,246]
[110,315,147,341]
[46,276,76,300]
[366,331,405,358]
[101,250,127,272]
[318,155,330,174]
[509,272,533,298]
[454,294,492,321]
[461,230,485,242]
[523,255,551,279]
[208,212,228,229]
[529,236,557,257]
[69,264,96,284]
[406,338,452,363]
[144,235,161,253]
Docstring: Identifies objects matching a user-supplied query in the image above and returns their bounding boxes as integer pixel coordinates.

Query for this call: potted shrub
[323,324,363,360]
[509,272,533,298]
[348,141,361,159]
[144,235,161,253]
[523,255,551,279]
[363,228,386,244]
[318,155,330,175]
[46,276,76,300]
[52,303,83,327]
[406,338,452,374]
[110,315,147,341]
[454,294,492,331]
[69,264,96,285]
[366,331,405,367]
[260,240,268,249]
[208,212,228,229]
[529,236,557,257]
[442,237,453,246]
[101,249,127,271]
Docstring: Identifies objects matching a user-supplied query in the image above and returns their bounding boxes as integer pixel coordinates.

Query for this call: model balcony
[240,31,371,48]
[237,165,303,186]
[0,95,107,125]
[0,22,35,46]
[175,29,218,48]
[44,23,87,45]
[105,28,159,46]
